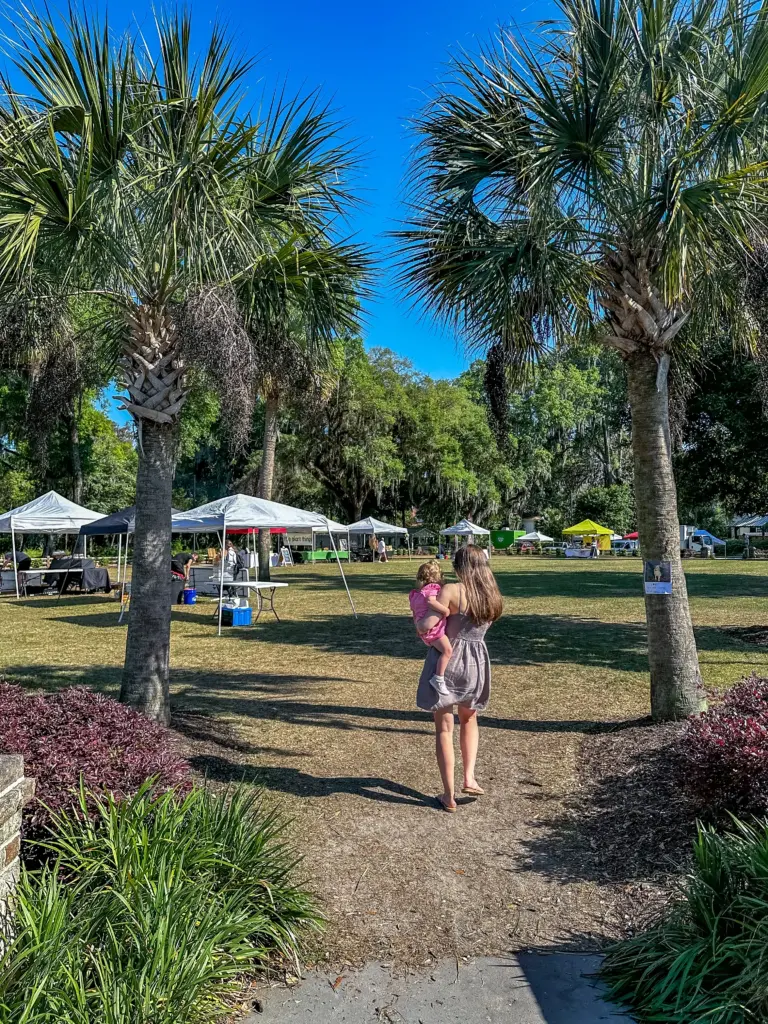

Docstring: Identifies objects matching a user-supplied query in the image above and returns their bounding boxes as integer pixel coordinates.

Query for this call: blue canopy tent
[694,529,727,553]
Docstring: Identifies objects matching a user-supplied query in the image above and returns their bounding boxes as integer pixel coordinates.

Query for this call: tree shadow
[518,721,696,885]
[495,567,642,600]
[3,663,663,741]
[173,709,317,759]
[13,594,114,609]
[189,750,436,807]
[169,679,654,739]
[162,609,756,675]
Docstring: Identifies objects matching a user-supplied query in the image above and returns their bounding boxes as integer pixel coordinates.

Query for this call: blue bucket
[182,588,197,605]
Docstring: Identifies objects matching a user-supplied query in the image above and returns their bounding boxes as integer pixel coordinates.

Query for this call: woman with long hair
[416,544,503,811]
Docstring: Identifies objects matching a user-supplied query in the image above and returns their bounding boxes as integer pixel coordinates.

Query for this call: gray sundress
[416,610,492,713]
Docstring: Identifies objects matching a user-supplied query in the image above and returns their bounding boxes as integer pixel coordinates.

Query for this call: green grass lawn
[2,556,767,962]
[2,555,765,703]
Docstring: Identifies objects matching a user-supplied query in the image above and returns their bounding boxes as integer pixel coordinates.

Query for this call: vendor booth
[346,516,410,559]
[0,491,103,597]
[693,528,727,555]
[285,519,350,562]
[562,519,613,557]
[81,505,180,583]
[441,519,491,557]
[171,494,356,634]
[516,530,554,549]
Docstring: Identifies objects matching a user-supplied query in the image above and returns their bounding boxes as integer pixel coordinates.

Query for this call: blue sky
[9,0,550,422]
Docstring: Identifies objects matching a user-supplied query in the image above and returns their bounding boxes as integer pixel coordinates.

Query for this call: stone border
[0,755,35,907]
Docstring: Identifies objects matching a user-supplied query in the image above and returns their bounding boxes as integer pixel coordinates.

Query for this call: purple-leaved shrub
[0,681,192,851]
[680,675,768,816]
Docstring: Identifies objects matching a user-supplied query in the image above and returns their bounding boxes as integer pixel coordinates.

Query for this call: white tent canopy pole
[117,534,122,583]
[10,516,18,599]
[325,517,356,618]
[217,511,227,637]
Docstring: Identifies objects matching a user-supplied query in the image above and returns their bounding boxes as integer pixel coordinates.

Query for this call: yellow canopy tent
[562,518,614,550]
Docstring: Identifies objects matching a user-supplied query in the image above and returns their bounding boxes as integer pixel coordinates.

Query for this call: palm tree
[400,0,768,720]
[0,10,363,723]
[237,245,365,580]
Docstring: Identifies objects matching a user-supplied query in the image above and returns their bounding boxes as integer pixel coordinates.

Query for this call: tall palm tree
[237,244,365,580]
[0,10,363,723]
[400,0,768,720]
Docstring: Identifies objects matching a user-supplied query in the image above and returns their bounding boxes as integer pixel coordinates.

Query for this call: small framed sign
[644,560,672,595]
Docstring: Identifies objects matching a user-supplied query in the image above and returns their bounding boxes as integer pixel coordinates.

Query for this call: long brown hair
[453,545,503,625]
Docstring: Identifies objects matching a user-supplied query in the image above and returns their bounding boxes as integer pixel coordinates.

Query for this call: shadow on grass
[188,751,435,807]
[156,610,752,675]
[2,663,654,737]
[12,594,115,609]
[518,721,696,884]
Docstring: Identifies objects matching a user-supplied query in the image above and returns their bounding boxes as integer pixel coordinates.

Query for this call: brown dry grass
[1,557,767,965]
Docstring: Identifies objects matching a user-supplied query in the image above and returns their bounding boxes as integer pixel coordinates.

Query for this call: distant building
[730,514,768,539]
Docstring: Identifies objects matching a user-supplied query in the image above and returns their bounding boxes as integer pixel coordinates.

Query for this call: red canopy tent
[624,531,639,540]
[226,527,286,534]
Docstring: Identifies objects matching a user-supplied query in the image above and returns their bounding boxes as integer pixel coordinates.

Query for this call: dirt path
[174,642,655,966]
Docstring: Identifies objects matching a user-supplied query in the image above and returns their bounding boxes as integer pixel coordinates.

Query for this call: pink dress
[409,583,447,645]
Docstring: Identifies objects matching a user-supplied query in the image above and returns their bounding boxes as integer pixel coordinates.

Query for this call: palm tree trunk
[602,419,613,487]
[118,304,186,725]
[626,349,702,721]
[120,420,175,724]
[69,407,83,504]
[257,392,280,581]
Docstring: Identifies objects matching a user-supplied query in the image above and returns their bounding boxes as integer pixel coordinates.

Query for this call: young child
[409,560,453,687]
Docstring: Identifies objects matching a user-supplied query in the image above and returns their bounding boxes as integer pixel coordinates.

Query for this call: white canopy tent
[516,531,554,544]
[346,516,410,558]
[0,491,102,598]
[440,518,491,537]
[171,494,356,633]
[440,519,492,557]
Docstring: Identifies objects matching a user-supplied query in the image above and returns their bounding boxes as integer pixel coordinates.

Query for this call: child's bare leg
[432,635,453,677]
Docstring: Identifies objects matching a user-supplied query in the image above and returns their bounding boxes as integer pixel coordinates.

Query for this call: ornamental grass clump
[678,675,768,817]
[0,784,320,1024]
[602,819,768,1023]
[0,681,192,851]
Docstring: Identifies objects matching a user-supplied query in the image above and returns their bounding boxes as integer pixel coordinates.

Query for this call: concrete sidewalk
[247,954,631,1023]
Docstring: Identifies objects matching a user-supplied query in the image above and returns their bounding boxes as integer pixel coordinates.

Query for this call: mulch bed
[567,719,697,936]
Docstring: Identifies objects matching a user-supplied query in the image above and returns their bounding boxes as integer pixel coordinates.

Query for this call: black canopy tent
[81,506,180,582]
[80,505,139,535]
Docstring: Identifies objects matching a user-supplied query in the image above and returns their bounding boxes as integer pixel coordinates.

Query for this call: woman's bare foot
[437,793,457,812]
[461,780,484,796]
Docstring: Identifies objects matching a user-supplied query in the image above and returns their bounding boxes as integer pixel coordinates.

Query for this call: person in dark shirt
[171,551,197,579]
[171,551,198,604]
[4,550,31,572]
